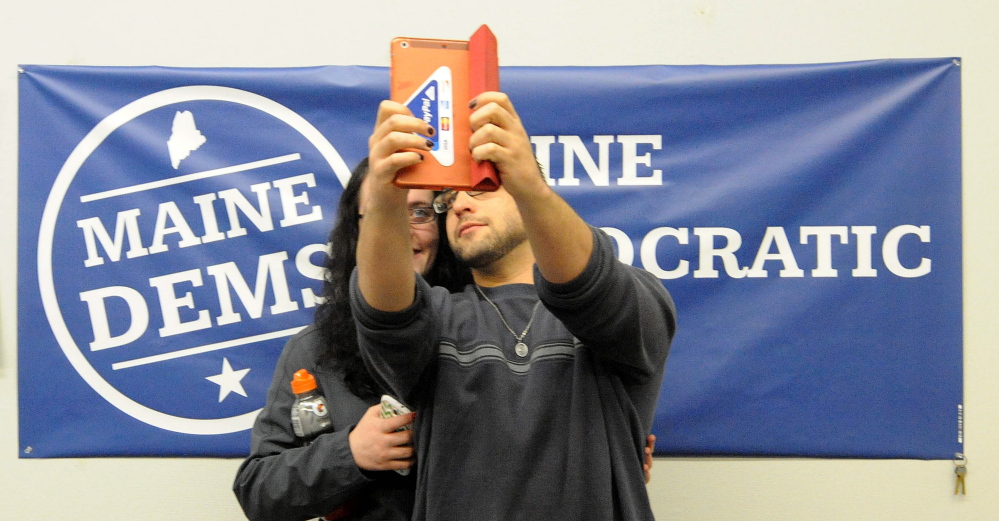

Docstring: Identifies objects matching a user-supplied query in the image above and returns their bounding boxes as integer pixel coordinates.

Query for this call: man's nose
[451,191,476,214]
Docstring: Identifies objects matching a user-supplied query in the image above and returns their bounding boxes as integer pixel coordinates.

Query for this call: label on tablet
[404,66,455,166]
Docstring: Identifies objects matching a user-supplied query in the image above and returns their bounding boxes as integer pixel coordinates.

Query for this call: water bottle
[290,369,332,439]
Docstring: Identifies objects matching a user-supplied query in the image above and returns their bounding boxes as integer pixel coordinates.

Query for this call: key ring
[953,452,967,466]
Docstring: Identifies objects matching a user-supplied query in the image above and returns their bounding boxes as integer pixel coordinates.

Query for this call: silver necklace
[474,286,541,358]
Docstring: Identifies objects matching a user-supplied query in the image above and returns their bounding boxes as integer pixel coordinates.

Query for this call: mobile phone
[379,394,414,475]
[390,25,499,191]
[379,394,413,423]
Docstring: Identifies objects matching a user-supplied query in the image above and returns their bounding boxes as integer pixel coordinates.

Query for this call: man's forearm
[356,189,415,311]
[513,179,593,284]
[359,97,436,310]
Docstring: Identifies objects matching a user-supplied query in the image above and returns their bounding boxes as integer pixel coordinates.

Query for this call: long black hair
[313,158,472,398]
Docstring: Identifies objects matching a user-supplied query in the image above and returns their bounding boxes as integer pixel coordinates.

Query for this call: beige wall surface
[2,1,996,520]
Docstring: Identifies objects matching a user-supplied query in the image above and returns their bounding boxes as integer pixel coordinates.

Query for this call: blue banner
[18,60,962,459]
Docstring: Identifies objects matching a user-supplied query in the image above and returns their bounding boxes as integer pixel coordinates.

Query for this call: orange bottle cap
[291,369,317,394]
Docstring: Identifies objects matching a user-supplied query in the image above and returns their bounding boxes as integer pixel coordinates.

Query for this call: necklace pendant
[515,342,529,357]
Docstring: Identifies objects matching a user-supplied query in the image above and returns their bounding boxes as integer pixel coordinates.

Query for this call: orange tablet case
[390,25,499,191]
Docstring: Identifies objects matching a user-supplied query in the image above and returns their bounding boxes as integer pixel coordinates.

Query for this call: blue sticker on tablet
[404,66,454,166]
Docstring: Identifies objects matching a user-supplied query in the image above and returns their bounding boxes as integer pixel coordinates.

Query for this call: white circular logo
[38,86,350,434]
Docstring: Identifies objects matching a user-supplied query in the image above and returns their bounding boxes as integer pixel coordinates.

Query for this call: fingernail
[468,99,477,109]
[417,153,425,161]
[427,126,435,136]
[426,139,434,148]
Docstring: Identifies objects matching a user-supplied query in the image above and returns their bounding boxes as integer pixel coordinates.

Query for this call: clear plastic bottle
[290,369,332,440]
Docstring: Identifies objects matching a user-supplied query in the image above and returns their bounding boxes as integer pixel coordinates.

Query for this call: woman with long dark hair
[233,158,470,521]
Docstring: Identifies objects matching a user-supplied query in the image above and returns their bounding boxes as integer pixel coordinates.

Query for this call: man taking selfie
[352,91,676,521]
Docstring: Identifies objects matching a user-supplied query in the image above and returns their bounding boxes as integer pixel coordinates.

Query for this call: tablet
[390,25,499,191]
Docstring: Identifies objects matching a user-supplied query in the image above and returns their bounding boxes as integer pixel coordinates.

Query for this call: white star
[205,358,251,403]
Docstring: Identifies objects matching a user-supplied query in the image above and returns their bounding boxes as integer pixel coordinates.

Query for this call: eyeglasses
[408,205,436,224]
[432,189,491,214]
[357,205,437,225]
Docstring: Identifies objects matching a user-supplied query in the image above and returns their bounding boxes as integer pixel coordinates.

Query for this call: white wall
[2,1,997,519]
